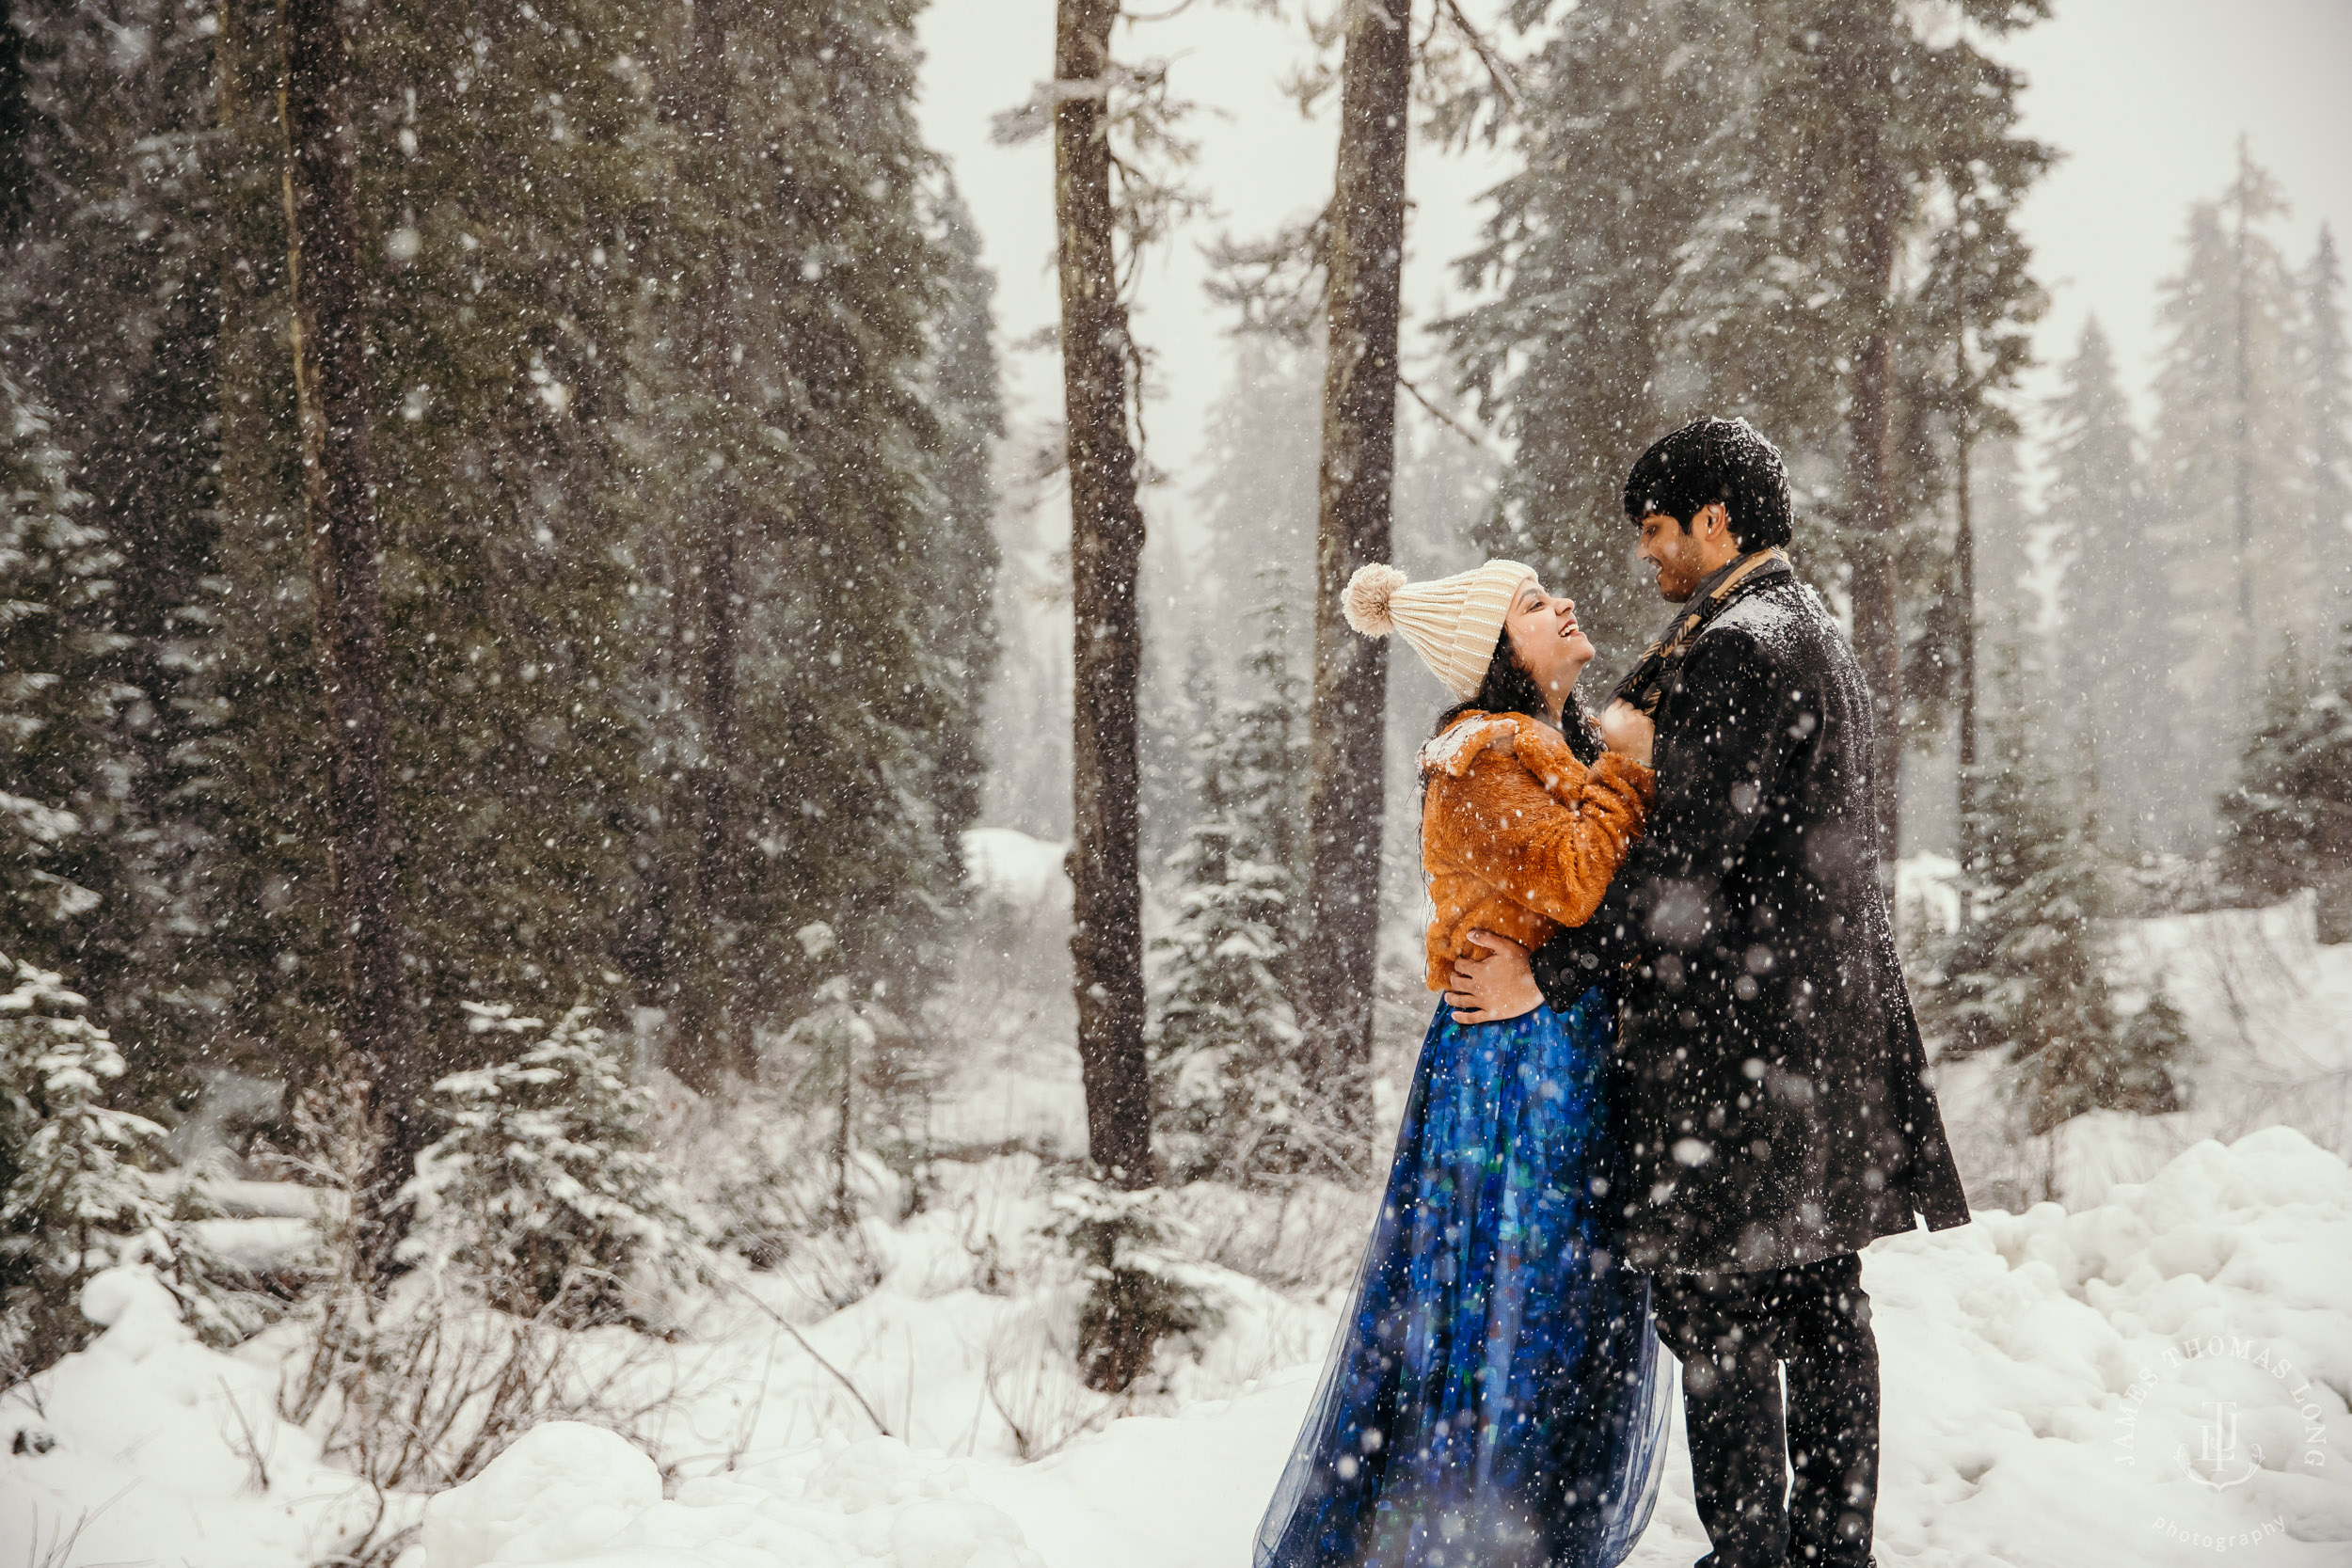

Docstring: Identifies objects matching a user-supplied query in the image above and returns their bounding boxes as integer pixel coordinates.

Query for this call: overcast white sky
[914,0,2352,498]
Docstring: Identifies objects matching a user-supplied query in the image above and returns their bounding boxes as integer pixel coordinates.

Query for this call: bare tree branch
[1437,0,1521,116]
[1398,372,1488,450]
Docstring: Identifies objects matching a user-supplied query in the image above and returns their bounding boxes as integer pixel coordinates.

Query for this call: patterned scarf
[1608,546,1793,716]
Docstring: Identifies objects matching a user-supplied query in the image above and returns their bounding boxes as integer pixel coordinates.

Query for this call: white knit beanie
[1342,559,1538,700]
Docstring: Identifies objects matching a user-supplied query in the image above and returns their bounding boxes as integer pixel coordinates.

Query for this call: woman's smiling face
[1502,578,1595,707]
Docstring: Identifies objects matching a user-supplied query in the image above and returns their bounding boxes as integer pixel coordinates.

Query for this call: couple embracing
[1255,420,1971,1568]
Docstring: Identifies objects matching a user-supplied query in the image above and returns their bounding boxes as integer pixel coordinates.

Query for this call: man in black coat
[1446,419,1970,1568]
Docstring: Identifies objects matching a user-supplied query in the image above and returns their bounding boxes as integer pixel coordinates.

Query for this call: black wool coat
[1533,574,1970,1275]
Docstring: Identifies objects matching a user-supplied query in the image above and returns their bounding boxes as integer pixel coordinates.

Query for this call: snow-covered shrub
[1923,655,2178,1141]
[663,1080,890,1312]
[0,955,253,1378]
[401,1003,706,1326]
[767,921,940,1227]
[1043,1172,1220,1393]
[2221,617,2352,939]
[1147,613,1343,1187]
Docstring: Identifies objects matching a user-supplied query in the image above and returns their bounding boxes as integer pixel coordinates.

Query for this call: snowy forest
[3,0,2349,1564]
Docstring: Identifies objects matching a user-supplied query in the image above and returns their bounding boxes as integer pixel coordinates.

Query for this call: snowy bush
[1043,1172,1220,1393]
[400,1003,707,1326]
[2221,618,2352,938]
[1924,657,2180,1144]
[663,1081,890,1312]
[1147,612,1343,1187]
[766,920,940,1227]
[0,955,252,1379]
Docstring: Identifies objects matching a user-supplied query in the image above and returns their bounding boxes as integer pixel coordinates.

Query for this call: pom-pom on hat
[1342,558,1538,700]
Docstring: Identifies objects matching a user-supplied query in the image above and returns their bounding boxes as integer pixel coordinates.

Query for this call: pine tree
[1053,0,1152,1191]
[2304,227,2349,609]
[2218,617,2352,937]
[1926,652,2176,1136]
[1662,0,2050,868]
[1447,0,1756,660]
[1149,600,1333,1187]
[401,1003,704,1326]
[1042,1173,1216,1394]
[0,375,127,977]
[2045,321,2176,855]
[2148,149,2312,825]
[1298,0,1414,1121]
[0,955,250,1378]
[625,0,985,1077]
[0,0,237,1099]
[1456,0,2046,866]
[918,174,1006,864]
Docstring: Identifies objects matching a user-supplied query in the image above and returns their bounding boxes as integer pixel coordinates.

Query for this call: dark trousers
[1651,1253,1878,1568]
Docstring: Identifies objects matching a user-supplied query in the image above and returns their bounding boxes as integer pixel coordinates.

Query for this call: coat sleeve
[1426,749,1653,932]
[1532,628,1799,1007]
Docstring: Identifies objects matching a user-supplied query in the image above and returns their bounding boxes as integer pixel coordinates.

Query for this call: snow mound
[960,829,1068,911]
[1851,1124,2352,1567]
[422,1425,1045,1568]
[1,1268,386,1568]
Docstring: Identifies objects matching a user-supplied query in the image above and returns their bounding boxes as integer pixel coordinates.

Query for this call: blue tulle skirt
[1255,989,1672,1568]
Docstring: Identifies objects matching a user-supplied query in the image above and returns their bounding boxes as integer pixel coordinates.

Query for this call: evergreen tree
[1,0,236,1098]
[1149,601,1330,1187]
[1051,0,1153,1197]
[0,374,128,979]
[625,0,978,1082]
[401,1002,705,1326]
[1966,437,2038,641]
[2148,148,2312,828]
[1455,0,2045,865]
[2218,616,2352,936]
[2,0,995,1119]
[918,174,1006,863]
[1447,0,1750,660]
[0,955,251,1378]
[2304,227,2349,608]
[1663,0,2049,864]
[2116,988,2194,1114]
[1926,651,2177,1135]
[2045,320,2175,855]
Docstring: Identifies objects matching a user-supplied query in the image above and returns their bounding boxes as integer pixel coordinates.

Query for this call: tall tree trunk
[1953,386,1977,924]
[278,0,415,1283]
[2231,136,2256,674]
[215,0,269,535]
[690,502,749,1081]
[1846,124,1903,881]
[1301,0,1409,1139]
[1054,0,1150,1187]
[665,0,753,1090]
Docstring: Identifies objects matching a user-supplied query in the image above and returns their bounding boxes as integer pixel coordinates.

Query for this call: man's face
[1635,504,1738,603]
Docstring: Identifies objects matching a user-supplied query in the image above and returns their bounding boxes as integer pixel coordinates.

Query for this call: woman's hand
[1597,700,1655,766]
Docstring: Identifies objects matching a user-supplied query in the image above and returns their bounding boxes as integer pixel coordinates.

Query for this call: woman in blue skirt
[1257,561,1673,1568]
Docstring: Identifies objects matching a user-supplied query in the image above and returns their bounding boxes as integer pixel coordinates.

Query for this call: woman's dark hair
[1621,416,1794,551]
[1430,626,1604,766]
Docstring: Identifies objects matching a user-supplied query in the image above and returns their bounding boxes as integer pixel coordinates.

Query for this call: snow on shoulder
[422,1424,1043,1568]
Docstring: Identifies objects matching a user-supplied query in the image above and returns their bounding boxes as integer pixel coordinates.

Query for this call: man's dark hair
[1622,417,1794,551]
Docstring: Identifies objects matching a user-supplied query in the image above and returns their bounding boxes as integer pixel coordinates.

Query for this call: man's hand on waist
[1445,930,1545,1024]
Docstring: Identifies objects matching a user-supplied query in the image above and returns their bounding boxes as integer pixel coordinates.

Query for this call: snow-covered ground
[9,1128,2349,1566]
[8,847,2350,1566]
